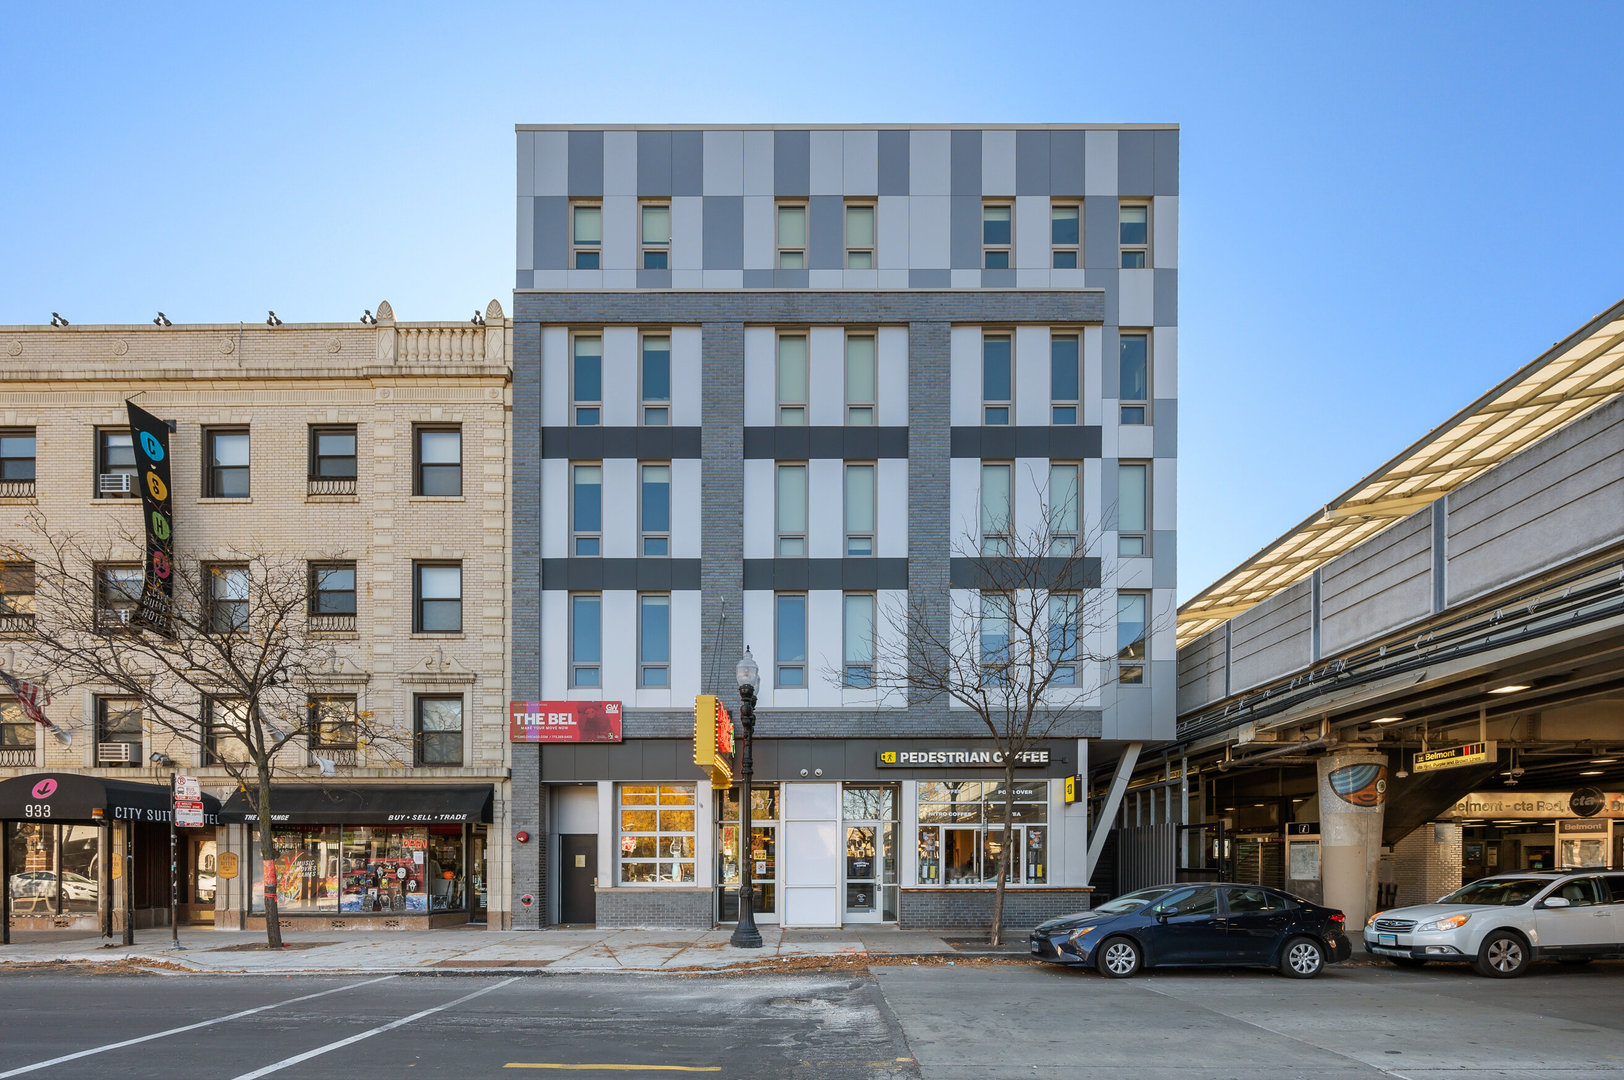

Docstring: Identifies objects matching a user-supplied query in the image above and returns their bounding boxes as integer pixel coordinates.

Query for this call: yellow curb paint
[503,1067,721,1073]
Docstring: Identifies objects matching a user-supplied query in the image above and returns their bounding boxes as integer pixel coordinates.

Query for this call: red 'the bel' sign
[509,701,623,743]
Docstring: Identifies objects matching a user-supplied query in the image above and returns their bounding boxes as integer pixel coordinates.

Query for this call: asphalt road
[1,961,1621,1079]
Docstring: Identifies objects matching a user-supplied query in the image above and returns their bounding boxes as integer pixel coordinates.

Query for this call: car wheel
[1097,936,1142,978]
[1387,956,1427,968]
[1474,931,1530,978]
[1279,937,1325,978]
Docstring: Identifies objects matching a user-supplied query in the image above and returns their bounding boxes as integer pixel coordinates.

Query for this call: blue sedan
[1030,883,1353,978]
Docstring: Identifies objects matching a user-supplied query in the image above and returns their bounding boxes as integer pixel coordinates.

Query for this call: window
[0,559,35,631]
[640,203,670,269]
[1119,333,1149,424]
[308,425,357,495]
[641,334,671,425]
[570,593,601,687]
[571,203,601,269]
[845,463,875,556]
[1049,463,1079,554]
[0,699,33,763]
[414,695,463,766]
[0,428,35,496]
[204,697,251,766]
[96,429,137,498]
[777,334,808,425]
[980,463,1011,555]
[982,203,1013,269]
[96,697,142,768]
[776,463,807,557]
[980,593,1011,681]
[1152,886,1216,916]
[414,426,462,497]
[1119,203,1149,268]
[638,594,671,688]
[845,203,875,268]
[206,564,249,633]
[1051,203,1081,268]
[1225,886,1288,914]
[618,783,697,883]
[572,463,602,556]
[776,203,807,269]
[1051,334,1080,424]
[1117,592,1147,684]
[204,428,249,498]
[413,562,462,633]
[640,463,671,556]
[1049,593,1080,686]
[982,333,1012,424]
[845,333,876,425]
[95,563,142,630]
[843,592,875,688]
[572,335,602,426]
[916,781,1047,885]
[775,593,807,688]
[1118,462,1149,556]
[308,562,356,631]
[309,695,358,766]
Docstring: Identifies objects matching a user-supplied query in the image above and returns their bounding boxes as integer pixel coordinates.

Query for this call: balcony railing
[310,746,358,768]
[0,748,37,767]
[309,613,357,633]
[308,477,357,496]
[0,479,35,499]
[0,612,35,634]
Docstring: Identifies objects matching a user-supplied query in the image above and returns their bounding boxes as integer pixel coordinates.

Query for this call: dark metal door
[559,834,597,925]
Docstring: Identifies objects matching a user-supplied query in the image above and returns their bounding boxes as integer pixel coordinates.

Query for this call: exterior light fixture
[1371,716,1403,725]
[1488,684,1531,695]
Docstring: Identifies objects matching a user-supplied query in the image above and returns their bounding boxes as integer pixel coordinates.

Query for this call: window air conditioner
[97,742,133,764]
[99,473,133,494]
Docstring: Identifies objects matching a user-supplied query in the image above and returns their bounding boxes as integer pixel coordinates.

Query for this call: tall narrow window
[1117,592,1148,684]
[204,428,250,498]
[641,334,671,426]
[309,696,358,766]
[1049,593,1080,686]
[638,594,671,688]
[415,695,464,766]
[570,594,602,687]
[981,463,1012,555]
[0,699,33,764]
[573,335,602,426]
[776,204,807,269]
[980,593,1012,682]
[776,463,807,557]
[95,564,142,630]
[308,562,357,632]
[845,463,875,556]
[1049,463,1079,554]
[777,334,808,425]
[775,593,808,687]
[1051,203,1081,268]
[96,697,142,767]
[640,203,671,269]
[413,562,462,633]
[1119,333,1149,424]
[204,697,251,766]
[1119,204,1149,268]
[414,426,462,496]
[1051,334,1080,424]
[1118,463,1149,556]
[845,333,876,425]
[982,204,1013,268]
[572,204,602,269]
[983,333,1012,425]
[96,429,137,498]
[0,559,36,632]
[640,463,670,556]
[0,429,35,497]
[308,425,357,495]
[845,203,875,268]
[843,593,875,688]
[206,564,249,633]
[572,464,602,556]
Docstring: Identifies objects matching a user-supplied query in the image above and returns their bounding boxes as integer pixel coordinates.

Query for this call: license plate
[1378,933,1397,946]
[1030,942,1040,953]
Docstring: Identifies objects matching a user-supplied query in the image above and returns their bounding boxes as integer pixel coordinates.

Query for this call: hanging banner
[125,401,176,638]
[1411,741,1497,774]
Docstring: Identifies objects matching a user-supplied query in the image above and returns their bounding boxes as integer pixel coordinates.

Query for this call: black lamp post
[730,648,763,949]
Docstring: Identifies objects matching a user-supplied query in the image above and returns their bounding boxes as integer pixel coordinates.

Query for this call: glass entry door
[717,786,778,924]
[843,785,897,922]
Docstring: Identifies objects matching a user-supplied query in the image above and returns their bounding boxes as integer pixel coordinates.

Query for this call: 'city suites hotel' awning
[0,773,222,824]
[220,784,494,825]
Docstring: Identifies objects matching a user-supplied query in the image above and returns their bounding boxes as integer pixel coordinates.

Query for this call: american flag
[0,667,53,730]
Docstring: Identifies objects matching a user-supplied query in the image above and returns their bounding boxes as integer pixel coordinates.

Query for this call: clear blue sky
[3,2,1621,599]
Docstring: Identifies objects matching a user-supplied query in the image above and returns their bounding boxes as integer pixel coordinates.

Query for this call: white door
[781,783,841,927]
[1535,877,1616,948]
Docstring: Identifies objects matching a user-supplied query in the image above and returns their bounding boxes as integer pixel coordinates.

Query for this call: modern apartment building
[0,305,514,932]
[511,125,1179,929]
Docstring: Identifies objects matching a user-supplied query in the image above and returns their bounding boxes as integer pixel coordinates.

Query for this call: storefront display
[716,786,777,920]
[4,822,100,914]
[618,784,696,883]
[249,824,468,914]
[916,780,1048,885]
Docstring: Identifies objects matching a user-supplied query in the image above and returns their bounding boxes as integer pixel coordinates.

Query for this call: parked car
[1365,869,1624,977]
[1030,883,1352,978]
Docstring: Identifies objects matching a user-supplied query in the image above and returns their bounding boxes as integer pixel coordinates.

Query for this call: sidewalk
[0,925,1024,976]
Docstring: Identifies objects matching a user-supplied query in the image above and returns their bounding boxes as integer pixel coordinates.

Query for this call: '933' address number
[24,803,52,818]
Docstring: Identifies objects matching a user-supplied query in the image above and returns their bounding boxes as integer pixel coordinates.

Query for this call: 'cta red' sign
[509,701,623,743]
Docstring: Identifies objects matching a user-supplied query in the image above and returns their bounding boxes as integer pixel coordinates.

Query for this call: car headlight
[1415,913,1471,933]
[1067,926,1096,942]
[1365,912,1380,928]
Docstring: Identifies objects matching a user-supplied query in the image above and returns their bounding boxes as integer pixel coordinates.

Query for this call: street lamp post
[730,648,763,949]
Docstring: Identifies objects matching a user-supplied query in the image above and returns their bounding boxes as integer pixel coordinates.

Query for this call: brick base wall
[1388,823,1462,908]
[594,887,714,929]
[899,888,1093,930]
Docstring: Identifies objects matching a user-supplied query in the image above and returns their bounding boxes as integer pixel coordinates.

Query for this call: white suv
[1365,870,1624,977]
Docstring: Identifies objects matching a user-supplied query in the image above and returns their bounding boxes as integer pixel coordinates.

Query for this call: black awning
[219,784,494,825]
[0,773,222,825]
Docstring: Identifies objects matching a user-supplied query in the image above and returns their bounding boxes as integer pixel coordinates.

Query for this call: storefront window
[619,783,696,884]
[250,824,466,914]
[5,822,100,914]
[916,781,1048,885]
[717,786,778,920]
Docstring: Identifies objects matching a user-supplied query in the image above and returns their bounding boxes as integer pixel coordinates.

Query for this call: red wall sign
[509,701,623,743]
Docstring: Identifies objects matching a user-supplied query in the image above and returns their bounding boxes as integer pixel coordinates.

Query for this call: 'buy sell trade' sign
[509,701,622,743]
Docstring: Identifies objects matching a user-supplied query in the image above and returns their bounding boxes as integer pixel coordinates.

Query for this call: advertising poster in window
[125,400,176,638]
[509,700,622,743]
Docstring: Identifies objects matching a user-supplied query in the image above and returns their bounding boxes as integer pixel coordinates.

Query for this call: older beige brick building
[0,302,514,932]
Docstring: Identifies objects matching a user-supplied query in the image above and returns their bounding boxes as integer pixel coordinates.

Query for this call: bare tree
[4,514,396,948]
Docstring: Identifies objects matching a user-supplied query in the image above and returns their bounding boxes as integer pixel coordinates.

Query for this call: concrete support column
[1316,747,1389,931]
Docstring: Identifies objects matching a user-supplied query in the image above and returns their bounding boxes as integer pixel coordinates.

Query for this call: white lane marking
[228,976,520,1079]
[0,975,399,1078]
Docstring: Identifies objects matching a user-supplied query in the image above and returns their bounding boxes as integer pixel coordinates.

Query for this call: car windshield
[1094,887,1175,914]
[1437,877,1549,906]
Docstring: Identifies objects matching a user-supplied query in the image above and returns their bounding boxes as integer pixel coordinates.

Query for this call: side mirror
[1543,896,1571,909]
[1157,908,1177,922]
